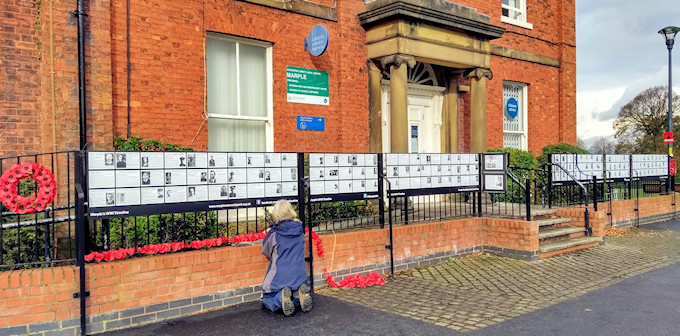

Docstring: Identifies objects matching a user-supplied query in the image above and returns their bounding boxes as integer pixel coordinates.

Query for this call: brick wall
[0,215,537,335]
[1,192,675,335]
[0,0,41,157]
[1,0,575,158]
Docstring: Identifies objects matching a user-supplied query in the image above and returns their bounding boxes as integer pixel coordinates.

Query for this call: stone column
[466,68,493,153]
[368,61,383,153]
[381,54,415,153]
[443,72,462,153]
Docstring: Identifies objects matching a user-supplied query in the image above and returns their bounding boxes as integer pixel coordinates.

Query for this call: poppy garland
[0,163,57,214]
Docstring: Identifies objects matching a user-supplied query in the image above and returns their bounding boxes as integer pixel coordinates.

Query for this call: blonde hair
[271,199,298,223]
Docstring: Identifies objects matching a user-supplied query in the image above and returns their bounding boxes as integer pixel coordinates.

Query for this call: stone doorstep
[538,226,584,240]
[535,217,571,227]
[538,236,603,253]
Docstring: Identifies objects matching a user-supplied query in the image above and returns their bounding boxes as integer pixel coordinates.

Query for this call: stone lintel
[491,45,560,68]
[238,0,337,21]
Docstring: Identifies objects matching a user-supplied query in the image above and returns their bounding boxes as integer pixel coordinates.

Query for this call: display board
[385,153,480,196]
[308,153,380,202]
[551,154,603,183]
[632,154,668,178]
[605,154,630,180]
[87,152,300,218]
[482,153,507,193]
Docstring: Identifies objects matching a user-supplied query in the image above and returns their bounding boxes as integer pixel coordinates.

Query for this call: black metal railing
[551,162,592,235]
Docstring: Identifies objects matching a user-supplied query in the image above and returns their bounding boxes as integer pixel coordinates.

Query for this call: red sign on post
[664,131,674,144]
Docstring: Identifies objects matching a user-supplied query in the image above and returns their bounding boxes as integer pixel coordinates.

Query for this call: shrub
[537,143,588,167]
[488,148,536,203]
[114,136,195,152]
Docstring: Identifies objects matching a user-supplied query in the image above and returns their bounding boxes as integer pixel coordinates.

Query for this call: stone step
[539,236,603,254]
[530,208,558,217]
[535,217,571,227]
[539,226,584,240]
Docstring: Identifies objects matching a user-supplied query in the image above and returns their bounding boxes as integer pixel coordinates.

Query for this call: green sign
[286,66,329,106]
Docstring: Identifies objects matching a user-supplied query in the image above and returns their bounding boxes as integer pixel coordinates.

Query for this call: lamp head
[659,26,680,50]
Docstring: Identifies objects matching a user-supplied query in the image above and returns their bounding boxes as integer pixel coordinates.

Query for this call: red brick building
[0,0,576,157]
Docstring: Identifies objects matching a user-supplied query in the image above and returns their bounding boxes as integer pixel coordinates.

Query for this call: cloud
[575,0,680,140]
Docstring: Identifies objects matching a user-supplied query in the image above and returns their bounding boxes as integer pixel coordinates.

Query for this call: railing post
[547,162,553,208]
[592,175,598,212]
[525,177,531,222]
[377,154,385,229]
[75,151,88,336]
[297,153,314,291]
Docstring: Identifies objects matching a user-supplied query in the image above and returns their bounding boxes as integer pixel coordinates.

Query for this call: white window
[207,34,273,152]
[502,81,528,150]
[501,0,533,29]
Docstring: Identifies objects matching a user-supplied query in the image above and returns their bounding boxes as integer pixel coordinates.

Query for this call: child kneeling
[261,200,313,316]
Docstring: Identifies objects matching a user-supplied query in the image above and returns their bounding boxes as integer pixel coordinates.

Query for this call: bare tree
[613,86,680,154]
[589,137,615,154]
[577,137,587,149]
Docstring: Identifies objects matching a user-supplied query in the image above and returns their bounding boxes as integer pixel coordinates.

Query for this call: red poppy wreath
[0,163,57,214]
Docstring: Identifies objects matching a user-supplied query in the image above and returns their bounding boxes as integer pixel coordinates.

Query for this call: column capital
[380,54,417,69]
[464,67,493,80]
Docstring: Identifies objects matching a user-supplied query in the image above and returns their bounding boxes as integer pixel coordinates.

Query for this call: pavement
[103,220,680,336]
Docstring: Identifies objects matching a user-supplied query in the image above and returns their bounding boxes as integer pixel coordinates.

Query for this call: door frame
[381,81,445,153]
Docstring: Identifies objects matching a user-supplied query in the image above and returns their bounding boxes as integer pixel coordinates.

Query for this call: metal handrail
[551,162,592,236]
[506,168,531,221]
[508,165,548,207]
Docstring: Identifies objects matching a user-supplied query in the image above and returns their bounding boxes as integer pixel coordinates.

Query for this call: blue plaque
[305,25,329,57]
[297,116,325,131]
[506,97,519,119]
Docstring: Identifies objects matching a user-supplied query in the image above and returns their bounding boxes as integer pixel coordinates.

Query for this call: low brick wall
[0,216,537,335]
[2,194,675,335]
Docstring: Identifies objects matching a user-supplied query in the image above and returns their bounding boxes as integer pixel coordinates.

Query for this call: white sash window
[503,81,528,150]
[501,0,533,29]
[207,34,273,152]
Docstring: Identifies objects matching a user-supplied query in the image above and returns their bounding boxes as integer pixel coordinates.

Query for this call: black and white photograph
[200,172,208,182]
[353,180,366,193]
[228,153,247,167]
[187,154,196,167]
[165,172,172,185]
[368,180,378,192]
[282,182,298,197]
[188,187,196,199]
[265,168,281,182]
[259,169,265,179]
[281,153,297,167]
[265,153,281,167]
[116,153,127,168]
[105,153,114,167]
[157,188,164,198]
[265,155,271,164]
[228,169,247,183]
[229,186,236,198]
[290,168,297,181]
[209,170,217,183]
[329,169,339,177]
[139,152,163,169]
[351,155,357,166]
[141,156,149,167]
[117,193,125,204]
[208,185,228,200]
[179,157,186,167]
[265,170,271,181]
[209,155,216,167]
[141,171,151,185]
[106,192,115,205]
[220,186,228,197]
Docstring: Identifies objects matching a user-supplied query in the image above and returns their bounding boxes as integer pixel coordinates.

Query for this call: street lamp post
[659,26,680,192]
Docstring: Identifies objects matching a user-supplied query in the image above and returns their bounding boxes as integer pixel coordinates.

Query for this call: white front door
[382,82,445,154]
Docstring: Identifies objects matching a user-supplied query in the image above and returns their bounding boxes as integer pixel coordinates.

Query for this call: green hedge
[488,148,536,203]
[114,136,195,152]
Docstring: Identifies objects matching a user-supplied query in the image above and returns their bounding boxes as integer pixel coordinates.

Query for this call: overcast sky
[576,0,680,146]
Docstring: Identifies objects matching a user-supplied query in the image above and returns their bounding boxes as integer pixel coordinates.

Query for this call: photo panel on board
[140,152,164,169]
[141,187,166,204]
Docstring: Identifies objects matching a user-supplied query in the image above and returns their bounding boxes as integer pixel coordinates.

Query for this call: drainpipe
[75,0,87,150]
[49,0,56,154]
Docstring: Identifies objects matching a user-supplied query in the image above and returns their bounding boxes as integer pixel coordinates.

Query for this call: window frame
[502,81,529,151]
[206,33,274,151]
[501,0,533,30]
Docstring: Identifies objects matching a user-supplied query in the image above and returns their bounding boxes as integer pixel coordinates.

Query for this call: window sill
[500,16,533,30]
